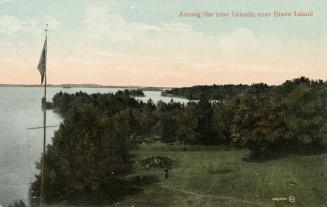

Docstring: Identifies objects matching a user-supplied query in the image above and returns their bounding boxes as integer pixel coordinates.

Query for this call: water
[0,87,187,207]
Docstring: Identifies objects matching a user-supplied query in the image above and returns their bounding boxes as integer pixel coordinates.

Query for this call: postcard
[0,0,326,207]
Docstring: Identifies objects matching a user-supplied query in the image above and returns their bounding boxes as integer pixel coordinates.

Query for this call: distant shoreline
[0,84,169,91]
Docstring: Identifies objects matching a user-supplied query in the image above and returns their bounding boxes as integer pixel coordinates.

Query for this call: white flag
[37,36,47,84]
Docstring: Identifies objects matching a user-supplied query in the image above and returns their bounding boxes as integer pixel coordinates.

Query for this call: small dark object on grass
[164,167,169,179]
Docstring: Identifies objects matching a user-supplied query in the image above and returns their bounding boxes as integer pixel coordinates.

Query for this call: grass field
[117,138,327,207]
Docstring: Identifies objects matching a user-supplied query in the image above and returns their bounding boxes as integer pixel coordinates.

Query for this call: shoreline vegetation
[30,77,327,206]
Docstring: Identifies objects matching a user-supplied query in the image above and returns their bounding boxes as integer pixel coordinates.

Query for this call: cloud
[83,5,302,61]
[80,4,327,70]
[83,6,210,58]
[0,15,62,36]
[78,4,327,85]
[219,28,261,54]
[84,6,157,42]
[0,15,24,35]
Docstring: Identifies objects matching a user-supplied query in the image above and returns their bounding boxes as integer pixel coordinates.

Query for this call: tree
[31,105,131,203]
[195,95,215,145]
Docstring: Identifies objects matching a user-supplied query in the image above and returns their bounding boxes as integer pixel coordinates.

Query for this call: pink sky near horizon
[1,53,325,87]
[1,28,325,87]
[1,33,326,87]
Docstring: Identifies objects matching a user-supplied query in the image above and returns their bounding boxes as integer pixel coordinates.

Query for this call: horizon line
[1,76,326,89]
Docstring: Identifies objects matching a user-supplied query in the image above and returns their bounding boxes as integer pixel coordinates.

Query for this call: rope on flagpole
[27,125,59,130]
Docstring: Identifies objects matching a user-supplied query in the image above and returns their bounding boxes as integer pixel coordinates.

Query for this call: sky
[0,0,326,87]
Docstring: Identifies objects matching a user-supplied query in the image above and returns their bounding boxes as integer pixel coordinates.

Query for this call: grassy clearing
[117,139,327,207]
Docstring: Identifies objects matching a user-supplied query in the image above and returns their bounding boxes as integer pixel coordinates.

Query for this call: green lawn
[117,139,327,207]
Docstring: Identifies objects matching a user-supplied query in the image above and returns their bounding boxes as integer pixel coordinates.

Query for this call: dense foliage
[161,77,327,158]
[162,84,251,100]
[125,89,145,97]
[31,91,157,204]
[32,78,327,204]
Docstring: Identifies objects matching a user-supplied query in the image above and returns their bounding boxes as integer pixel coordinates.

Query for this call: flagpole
[40,24,48,207]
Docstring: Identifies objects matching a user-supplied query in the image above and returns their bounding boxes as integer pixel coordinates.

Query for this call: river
[0,87,187,207]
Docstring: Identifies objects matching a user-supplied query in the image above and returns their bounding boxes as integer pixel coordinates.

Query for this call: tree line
[162,83,251,100]
[31,77,327,204]
[161,77,327,158]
